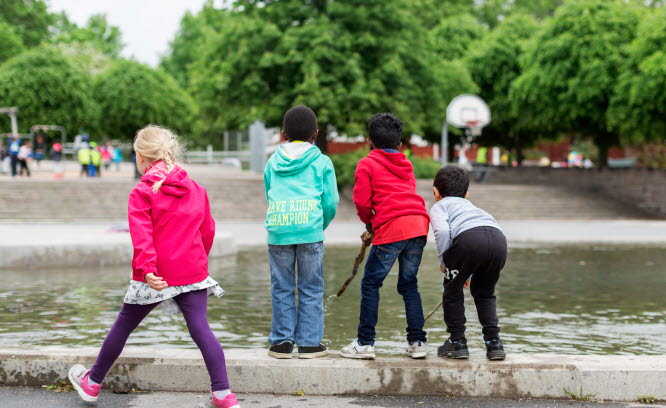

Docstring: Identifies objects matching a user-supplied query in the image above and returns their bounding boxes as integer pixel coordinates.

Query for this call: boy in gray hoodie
[429,165,507,360]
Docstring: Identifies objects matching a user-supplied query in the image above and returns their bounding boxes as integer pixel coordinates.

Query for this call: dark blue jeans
[357,236,428,346]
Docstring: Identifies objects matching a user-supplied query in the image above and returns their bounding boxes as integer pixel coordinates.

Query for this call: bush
[411,154,442,180]
[329,148,368,189]
[329,148,442,188]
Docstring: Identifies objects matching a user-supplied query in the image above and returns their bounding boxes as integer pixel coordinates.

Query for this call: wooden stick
[424,301,443,322]
[336,231,373,297]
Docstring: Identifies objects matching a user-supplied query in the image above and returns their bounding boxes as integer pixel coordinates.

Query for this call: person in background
[101,142,112,171]
[8,134,21,177]
[0,141,8,174]
[50,142,64,179]
[34,134,46,166]
[89,142,102,177]
[78,143,91,177]
[112,143,123,172]
[17,140,32,177]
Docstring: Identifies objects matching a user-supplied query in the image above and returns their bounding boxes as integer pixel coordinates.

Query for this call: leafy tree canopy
[510,0,642,166]
[0,21,25,63]
[93,59,196,141]
[0,0,53,47]
[161,1,230,87]
[188,0,476,150]
[608,6,666,144]
[465,13,540,157]
[431,14,487,60]
[0,46,97,135]
[52,13,124,58]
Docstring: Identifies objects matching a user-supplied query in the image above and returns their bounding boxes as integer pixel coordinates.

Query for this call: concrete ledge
[0,225,236,269]
[1,347,664,401]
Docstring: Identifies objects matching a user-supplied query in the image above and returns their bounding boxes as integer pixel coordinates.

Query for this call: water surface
[1,245,664,356]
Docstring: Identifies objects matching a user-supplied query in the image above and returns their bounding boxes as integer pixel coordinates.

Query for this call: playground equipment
[29,124,67,157]
[440,94,491,166]
[0,107,19,138]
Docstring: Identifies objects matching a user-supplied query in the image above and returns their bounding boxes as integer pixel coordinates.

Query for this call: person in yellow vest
[476,147,488,164]
[78,145,91,177]
[89,142,102,177]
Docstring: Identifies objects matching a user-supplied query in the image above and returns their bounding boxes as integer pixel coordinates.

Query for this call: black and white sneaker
[437,338,469,359]
[268,341,294,359]
[485,338,506,360]
[297,344,329,359]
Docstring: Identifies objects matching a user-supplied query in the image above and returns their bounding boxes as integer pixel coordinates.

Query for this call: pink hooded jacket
[128,161,215,286]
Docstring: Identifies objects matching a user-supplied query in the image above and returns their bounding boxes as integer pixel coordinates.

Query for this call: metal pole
[9,112,18,136]
[249,120,266,173]
[440,121,448,166]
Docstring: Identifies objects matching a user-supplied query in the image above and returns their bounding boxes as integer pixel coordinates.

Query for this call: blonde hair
[134,125,182,193]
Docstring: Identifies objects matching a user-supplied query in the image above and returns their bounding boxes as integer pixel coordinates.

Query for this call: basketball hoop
[441,94,491,166]
[466,120,482,138]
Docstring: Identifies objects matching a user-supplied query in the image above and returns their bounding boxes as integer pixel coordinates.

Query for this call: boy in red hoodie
[340,113,430,360]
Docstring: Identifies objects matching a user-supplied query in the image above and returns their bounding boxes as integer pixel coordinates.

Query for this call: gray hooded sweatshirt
[429,197,502,265]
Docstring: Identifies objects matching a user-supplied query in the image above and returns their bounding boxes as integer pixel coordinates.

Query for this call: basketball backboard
[446,94,491,129]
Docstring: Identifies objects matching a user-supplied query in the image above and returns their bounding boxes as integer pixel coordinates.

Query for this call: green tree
[510,0,642,167]
[476,0,563,27]
[0,46,96,135]
[465,14,540,163]
[0,0,54,47]
[93,59,196,140]
[0,21,24,63]
[608,7,666,145]
[161,1,229,87]
[53,13,124,58]
[431,14,486,60]
[411,0,475,29]
[189,0,475,151]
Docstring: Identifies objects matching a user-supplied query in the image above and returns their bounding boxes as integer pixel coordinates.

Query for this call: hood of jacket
[270,144,322,176]
[141,161,190,196]
[367,149,413,181]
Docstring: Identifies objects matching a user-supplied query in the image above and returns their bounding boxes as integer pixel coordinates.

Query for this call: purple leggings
[90,289,229,391]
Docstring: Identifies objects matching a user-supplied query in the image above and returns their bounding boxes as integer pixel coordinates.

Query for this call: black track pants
[442,226,507,341]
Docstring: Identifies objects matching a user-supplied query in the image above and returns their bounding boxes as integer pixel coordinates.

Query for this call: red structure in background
[327,140,435,159]
[327,138,639,164]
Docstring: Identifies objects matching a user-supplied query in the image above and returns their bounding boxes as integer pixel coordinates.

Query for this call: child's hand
[145,273,168,291]
[440,264,446,273]
[464,280,471,288]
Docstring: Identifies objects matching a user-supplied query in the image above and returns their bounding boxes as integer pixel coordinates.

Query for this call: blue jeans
[268,242,325,346]
[358,236,428,346]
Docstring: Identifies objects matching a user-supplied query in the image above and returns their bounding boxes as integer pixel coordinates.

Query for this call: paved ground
[2,387,659,408]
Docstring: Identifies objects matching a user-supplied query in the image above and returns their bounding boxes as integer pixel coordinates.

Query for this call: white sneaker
[406,341,427,359]
[68,364,101,402]
[340,339,375,359]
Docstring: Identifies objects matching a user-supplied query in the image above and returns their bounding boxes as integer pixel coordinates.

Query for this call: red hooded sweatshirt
[353,150,429,244]
[128,161,215,286]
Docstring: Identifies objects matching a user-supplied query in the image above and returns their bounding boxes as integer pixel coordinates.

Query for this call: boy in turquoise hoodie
[264,105,339,359]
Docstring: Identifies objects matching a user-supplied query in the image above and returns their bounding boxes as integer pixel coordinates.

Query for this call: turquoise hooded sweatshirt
[264,143,339,245]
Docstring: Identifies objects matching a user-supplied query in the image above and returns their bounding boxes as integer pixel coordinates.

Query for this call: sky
[47,0,215,67]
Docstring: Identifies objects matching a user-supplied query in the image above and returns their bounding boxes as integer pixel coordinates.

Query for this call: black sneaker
[437,338,469,359]
[485,338,506,360]
[268,341,294,359]
[298,344,329,359]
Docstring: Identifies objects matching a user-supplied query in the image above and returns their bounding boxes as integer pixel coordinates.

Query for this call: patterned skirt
[123,276,224,315]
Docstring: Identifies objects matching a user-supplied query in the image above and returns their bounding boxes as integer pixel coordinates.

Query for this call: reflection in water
[1,245,664,356]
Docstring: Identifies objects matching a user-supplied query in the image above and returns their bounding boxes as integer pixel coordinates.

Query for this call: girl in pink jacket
[68,125,239,408]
